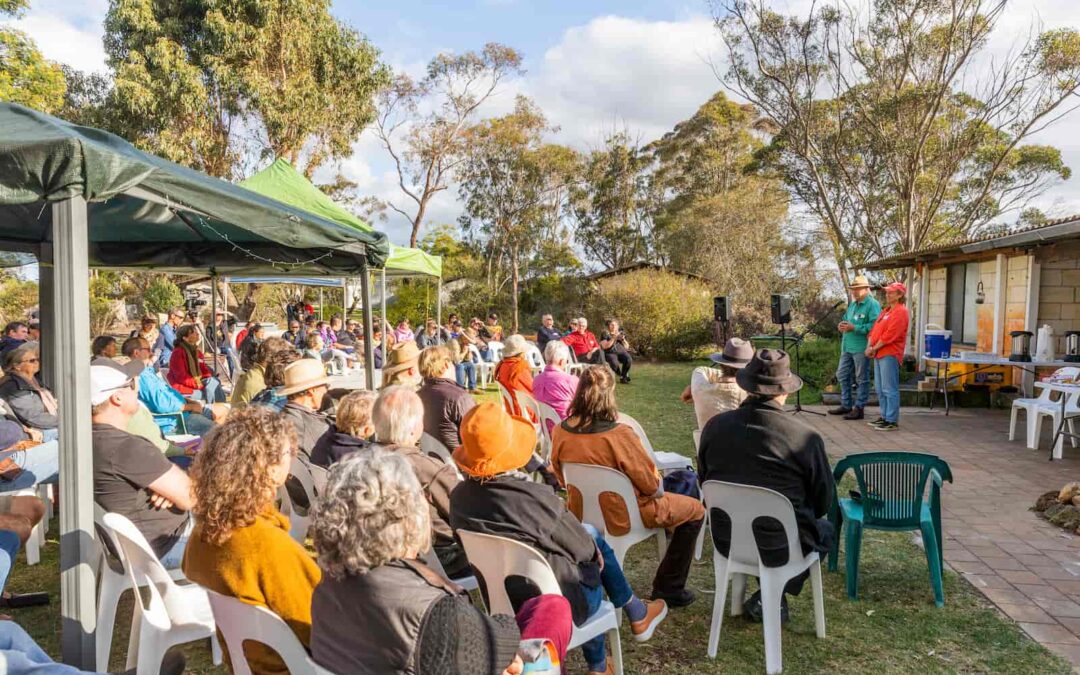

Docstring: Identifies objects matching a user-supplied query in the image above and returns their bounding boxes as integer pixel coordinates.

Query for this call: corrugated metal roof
[863,214,1080,269]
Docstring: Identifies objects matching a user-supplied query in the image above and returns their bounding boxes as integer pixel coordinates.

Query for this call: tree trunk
[511,245,520,333]
[235,284,260,322]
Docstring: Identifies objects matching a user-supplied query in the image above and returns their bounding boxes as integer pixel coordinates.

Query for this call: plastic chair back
[701,480,803,568]
[515,389,542,427]
[286,457,319,542]
[205,590,333,675]
[496,381,516,413]
[487,341,505,362]
[457,530,562,616]
[467,344,484,364]
[100,512,202,628]
[535,399,563,443]
[420,432,453,464]
[525,345,544,370]
[561,462,665,565]
[833,451,952,530]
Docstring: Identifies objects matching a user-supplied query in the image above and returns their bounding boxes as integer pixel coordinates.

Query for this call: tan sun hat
[849,275,872,289]
[277,358,330,396]
[501,334,528,358]
[384,341,421,377]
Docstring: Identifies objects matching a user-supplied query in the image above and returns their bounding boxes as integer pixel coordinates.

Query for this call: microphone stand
[783,299,846,416]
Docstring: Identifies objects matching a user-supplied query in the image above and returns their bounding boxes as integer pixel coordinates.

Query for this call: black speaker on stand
[713,296,731,345]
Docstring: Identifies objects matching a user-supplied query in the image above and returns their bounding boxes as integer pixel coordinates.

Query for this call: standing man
[154,308,184,370]
[828,275,881,421]
[536,314,562,352]
[866,282,909,431]
[600,319,633,384]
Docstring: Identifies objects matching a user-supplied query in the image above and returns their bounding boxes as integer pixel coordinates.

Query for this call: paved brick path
[802,405,1080,666]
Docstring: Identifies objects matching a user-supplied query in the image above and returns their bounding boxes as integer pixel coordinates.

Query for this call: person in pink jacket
[532,340,580,431]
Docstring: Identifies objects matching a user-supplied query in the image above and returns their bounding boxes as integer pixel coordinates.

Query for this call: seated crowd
[0,305,837,675]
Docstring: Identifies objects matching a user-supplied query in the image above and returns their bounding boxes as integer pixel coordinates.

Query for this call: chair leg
[124,613,142,670]
[694,510,708,561]
[707,559,730,658]
[608,626,624,675]
[730,573,747,617]
[1030,413,1043,450]
[760,573,784,675]
[810,560,826,638]
[827,515,842,572]
[845,522,863,601]
[95,573,126,670]
[210,633,223,666]
[1009,406,1019,441]
[921,521,945,607]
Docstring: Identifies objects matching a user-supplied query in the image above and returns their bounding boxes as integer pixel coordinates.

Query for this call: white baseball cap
[90,365,135,406]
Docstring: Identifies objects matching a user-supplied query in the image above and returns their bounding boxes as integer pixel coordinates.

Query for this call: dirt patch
[1032,489,1080,535]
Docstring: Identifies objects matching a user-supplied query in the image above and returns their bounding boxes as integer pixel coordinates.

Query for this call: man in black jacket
[697,348,835,622]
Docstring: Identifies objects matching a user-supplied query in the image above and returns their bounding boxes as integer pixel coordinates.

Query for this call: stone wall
[1036,241,1080,356]
[924,254,1028,354]
[927,266,946,327]
[1003,254,1029,354]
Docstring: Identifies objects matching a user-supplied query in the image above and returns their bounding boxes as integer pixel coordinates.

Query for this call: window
[945,262,980,345]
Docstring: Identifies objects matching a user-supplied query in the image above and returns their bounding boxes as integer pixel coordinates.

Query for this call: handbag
[0,457,23,481]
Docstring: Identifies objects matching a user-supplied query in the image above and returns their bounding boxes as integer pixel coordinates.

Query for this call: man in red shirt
[865,282,910,431]
[562,317,604,365]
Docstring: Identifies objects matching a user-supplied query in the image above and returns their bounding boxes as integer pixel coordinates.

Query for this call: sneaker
[843,407,864,420]
[742,590,790,624]
[827,406,852,415]
[874,421,899,431]
[867,418,886,428]
[629,599,669,642]
[620,376,631,384]
[651,587,696,608]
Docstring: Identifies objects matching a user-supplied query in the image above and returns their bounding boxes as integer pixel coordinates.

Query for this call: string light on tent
[174,210,338,271]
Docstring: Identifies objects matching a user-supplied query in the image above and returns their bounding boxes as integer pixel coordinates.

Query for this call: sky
[5,0,1080,247]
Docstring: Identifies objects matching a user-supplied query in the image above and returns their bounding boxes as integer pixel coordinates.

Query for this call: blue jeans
[157,519,193,570]
[0,530,19,595]
[181,409,214,436]
[579,524,635,671]
[0,621,94,674]
[189,376,225,403]
[456,362,477,389]
[874,355,900,423]
[220,346,240,380]
[480,348,494,363]
[41,428,59,443]
[837,351,871,409]
[0,441,59,493]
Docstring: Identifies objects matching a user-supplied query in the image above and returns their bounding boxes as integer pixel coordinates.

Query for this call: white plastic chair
[11,487,45,565]
[92,505,186,670]
[1011,367,1079,449]
[100,512,222,674]
[496,381,516,414]
[617,413,693,473]
[420,433,463,480]
[561,462,667,568]
[525,345,544,374]
[419,546,480,593]
[567,351,587,376]
[205,589,335,675]
[468,344,494,388]
[702,480,825,674]
[487,340,505,363]
[285,458,319,543]
[534,399,563,455]
[514,390,546,458]
[457,529,624,675]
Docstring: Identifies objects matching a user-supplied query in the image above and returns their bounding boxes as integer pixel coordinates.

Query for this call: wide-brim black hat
[736,348,804,396]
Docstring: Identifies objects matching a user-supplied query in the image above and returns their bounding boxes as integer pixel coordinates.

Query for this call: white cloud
[2,9,108,73]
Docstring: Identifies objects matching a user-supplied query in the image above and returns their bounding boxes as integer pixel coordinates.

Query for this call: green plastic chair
[827,451,953,607]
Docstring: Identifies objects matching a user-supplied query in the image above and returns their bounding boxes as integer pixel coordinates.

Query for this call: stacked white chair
[205,590,335,675]
[468,344,494,388]
[1011,367,1080,449]
[561,462,667,567]
[92,505,186,671]
[100,512,222,674]
[702,480,825,675]
[617,413,693,473]
[458,530,624,675]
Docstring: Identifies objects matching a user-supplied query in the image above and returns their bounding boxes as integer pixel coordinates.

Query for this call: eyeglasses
[19,358,39,364]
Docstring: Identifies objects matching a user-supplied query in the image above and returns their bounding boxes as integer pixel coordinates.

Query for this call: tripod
[778,299,845,416]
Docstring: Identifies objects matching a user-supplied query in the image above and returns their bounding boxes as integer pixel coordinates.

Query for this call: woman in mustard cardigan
[183,406,321,675]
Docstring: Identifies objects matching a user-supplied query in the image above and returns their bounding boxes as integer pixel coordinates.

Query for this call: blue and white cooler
[924,324,952,359]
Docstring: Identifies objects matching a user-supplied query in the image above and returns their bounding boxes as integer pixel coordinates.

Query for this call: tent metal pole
[38,244,54,389]
[381,269,387,367]
[437,278,442,345]
[210,272,218,377]
[360,270,375,390]
[53,196,96,668]
[319,288,324,322]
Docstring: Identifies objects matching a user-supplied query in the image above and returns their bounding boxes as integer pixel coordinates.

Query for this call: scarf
[23,375,58,415]
[180,341,203,389]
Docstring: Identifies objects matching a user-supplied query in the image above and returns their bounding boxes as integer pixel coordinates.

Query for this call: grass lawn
[5,362,1070,673]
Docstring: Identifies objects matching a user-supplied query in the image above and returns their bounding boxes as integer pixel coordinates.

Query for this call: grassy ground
[5,362,1071,673]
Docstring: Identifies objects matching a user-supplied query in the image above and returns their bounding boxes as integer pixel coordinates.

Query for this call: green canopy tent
[237,158,445,364]
[0,103,385,666]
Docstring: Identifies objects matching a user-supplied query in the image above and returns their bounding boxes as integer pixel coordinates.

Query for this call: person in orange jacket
[494,334,534,418]
[865,282,909,431]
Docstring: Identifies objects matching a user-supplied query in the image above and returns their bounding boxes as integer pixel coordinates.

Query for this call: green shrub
[0,276,38,327]
[590,269,713,360]
[141,277,184,315]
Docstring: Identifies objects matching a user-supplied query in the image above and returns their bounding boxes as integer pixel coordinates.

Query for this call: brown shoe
[827,406,851,415]
[843,407,864,420]
[587,665,614,675]
[630,599,669,642]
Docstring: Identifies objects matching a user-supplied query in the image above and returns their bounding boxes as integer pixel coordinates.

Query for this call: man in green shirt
[829,275,881,420]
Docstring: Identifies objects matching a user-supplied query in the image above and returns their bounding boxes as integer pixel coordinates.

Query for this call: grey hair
[4,341,38,371]
[373,385,424,446]
[568,318,580,327]
[541,313,552,321]
[544,339,571,365]
[578,317,588,326]
[311,450,431,579]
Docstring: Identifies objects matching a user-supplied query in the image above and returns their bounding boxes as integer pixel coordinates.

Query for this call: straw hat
[453,402,537,479]
[384,341,421,377]
[501,334,528,358]
[848,275,872,289]
[735,348,803,396]
[278,358,330,396]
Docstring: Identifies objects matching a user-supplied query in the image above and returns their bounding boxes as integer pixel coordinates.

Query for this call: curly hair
[566,365,618,428]
[255,336,294,367]
[264,348,301,387]
[311,450,430,579]
[190,406,298,545]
